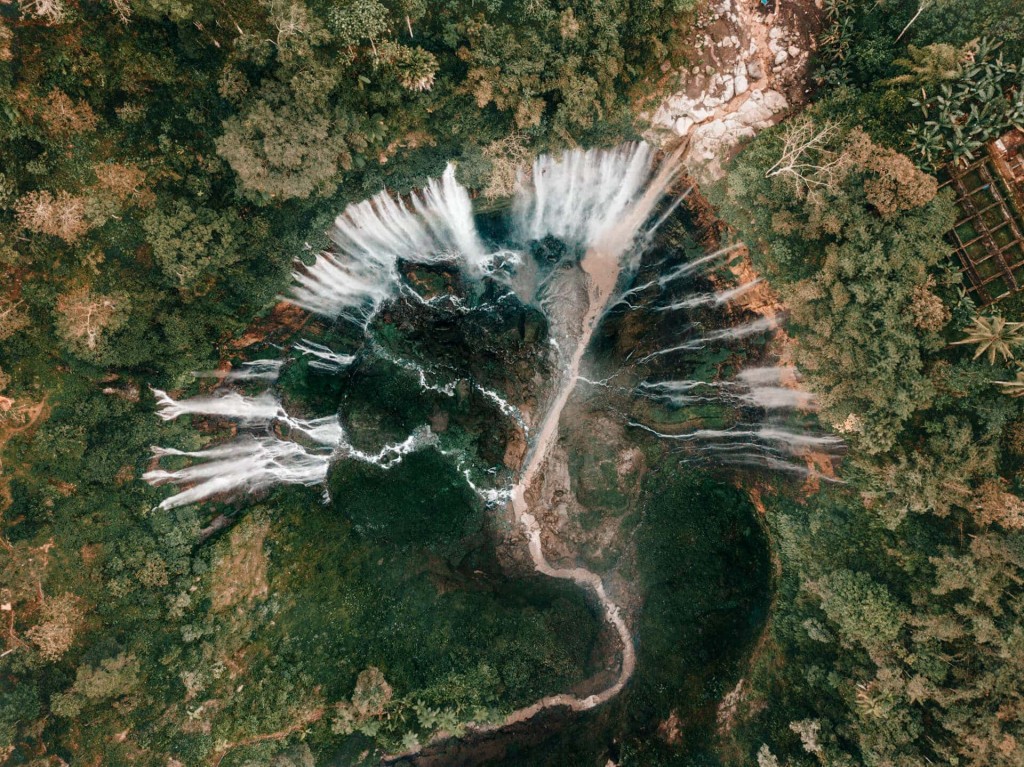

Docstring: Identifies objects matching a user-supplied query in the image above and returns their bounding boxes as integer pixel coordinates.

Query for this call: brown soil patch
[80,543,102,565]
[659,709,685,746]
[229,300,311,350]
[747,485,767,516]
[210,515,269,612]
[0,399,49,513]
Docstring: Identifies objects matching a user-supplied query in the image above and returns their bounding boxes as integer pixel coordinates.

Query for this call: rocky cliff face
[645,0,823,180]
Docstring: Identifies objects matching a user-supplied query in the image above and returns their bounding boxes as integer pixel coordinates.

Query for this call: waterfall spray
[295,339,356,372]
[657,279,762,311]
[640,316,778,361]
[288,165,495,322]
[192,359,284,382]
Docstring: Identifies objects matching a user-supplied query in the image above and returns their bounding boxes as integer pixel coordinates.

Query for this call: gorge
[142,142,823,760]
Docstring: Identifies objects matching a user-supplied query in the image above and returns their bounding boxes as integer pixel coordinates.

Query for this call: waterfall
[144,389,432,510]
[513,143,682,269]
[633,361,835,481]
[295,339,355,372]
[737,386,816,410]
[658,279,762,311]
[152,388,282,422]
[736,366,800,385]
[513,144,654,251]
[612,246,741,310]
[147,140,835,744]
[637,379,728,405]
[286,142,681,327]
[640,316,778,361]
[192,359,284,382]
[638,377,815,410]
[628,422,843,455]
[639,379,729,394]
[143,437,335,511]
[287,164,493,322]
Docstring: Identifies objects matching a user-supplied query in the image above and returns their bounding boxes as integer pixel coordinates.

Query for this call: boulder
[673,116,694,136]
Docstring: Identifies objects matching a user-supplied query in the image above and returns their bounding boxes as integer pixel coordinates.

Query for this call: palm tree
[993,370,1024,397]
[394,46,438,92]
[951,315,1024,364]
[887,43,967,88]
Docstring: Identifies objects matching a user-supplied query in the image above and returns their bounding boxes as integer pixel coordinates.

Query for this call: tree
[951,315,1024,364]
[0,22,13,62]
[38,88,99,137]
[92,163,154,209]
[54,286,130,359]
[896,0,961,42]
[909,278,950,331]
[764,118,854,203]
[993,369,1024,397]
[327,0,389,48]
[908,38,1024,167]
[14,190,91,243]
[0,298,28,342]
[860,145,937,218]
[216,92,352,201]
[261,0,330,63]
[481,133,531,200]
[18,0,67,25]
[810,569,906,661]
[25,593,84,661]
[51,653,141,719]
[973,480,1024,529]
[886,42,970,87]
[142,202,241,289]
[378,41,438,92]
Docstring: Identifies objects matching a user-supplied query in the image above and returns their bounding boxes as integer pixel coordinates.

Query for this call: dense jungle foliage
[710,1,1024,766]
[0,0,700,763]
[5,0,1024,765]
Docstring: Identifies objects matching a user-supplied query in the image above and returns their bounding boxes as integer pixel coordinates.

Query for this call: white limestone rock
[673,116,694,136]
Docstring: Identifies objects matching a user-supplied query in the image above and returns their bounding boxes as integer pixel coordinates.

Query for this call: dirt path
[208,707,324,767]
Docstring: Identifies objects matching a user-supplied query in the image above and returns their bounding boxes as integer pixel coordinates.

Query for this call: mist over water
[513,144,656,256]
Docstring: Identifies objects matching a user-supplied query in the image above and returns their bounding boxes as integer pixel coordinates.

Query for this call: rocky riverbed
[645,0,823,180]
